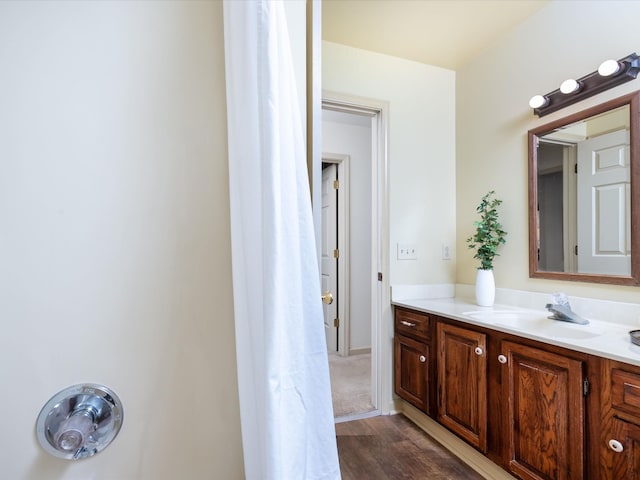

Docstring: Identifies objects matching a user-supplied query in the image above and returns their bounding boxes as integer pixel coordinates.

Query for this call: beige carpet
[328,352,375,418]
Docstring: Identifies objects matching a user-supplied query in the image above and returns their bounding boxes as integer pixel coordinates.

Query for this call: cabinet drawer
[612,368,640,416]
[395,308,430,341]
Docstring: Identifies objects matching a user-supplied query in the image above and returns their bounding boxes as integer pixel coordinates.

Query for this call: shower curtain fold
[223,2,340,479]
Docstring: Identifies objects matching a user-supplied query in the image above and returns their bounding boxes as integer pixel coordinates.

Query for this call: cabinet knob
[400,320,416,327]
[609,439,624,453]
[474,346,484,355]
[419,355,426,363]
[498,354,508,364]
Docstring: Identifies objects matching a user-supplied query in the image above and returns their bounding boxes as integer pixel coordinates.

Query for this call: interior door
[577,129,631,275]
[321,164,339,352]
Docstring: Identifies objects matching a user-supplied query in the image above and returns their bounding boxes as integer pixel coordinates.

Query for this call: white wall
[457,0,640,303]
[0,2,243,478]
[323,114,372,351]
[323,41,457,286]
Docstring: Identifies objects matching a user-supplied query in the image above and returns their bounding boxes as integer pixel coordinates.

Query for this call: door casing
[321,92,390,417]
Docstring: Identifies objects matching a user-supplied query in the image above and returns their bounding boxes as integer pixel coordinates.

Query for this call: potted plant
[466,190,507,306]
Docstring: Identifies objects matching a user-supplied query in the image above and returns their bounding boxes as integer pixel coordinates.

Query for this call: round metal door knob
[321,291,334,305]
[498,354,508,364]
[419,355,426,363]
[36,384,123,460]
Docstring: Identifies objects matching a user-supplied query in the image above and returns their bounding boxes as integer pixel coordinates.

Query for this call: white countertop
[393,296,640,367]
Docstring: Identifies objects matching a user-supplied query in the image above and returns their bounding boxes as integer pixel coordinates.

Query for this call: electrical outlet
[397,243,417,260]
[442,244,451,260]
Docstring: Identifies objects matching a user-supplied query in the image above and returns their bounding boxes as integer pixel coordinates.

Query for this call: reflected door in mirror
[577,129,630,275]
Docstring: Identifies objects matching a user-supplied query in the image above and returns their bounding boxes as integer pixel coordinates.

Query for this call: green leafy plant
[466,190,507,270]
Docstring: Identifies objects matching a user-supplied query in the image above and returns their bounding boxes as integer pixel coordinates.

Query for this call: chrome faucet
[545,293,589,325]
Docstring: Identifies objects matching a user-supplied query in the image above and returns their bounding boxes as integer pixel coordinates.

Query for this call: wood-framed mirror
[528,91,640,285]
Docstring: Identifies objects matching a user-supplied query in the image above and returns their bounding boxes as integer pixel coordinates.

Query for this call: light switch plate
[397,243,417,260]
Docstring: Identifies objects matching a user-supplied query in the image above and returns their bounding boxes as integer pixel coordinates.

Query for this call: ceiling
[322,0,549,70]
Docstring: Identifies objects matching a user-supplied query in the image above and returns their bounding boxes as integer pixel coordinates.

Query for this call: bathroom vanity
[392,295,640,480]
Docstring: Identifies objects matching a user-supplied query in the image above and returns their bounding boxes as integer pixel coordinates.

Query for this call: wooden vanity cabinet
[601,361,640,479]
[394,307,431,413]
[436,319,586,478]
[500,340,585,480]
[436,322,488,452]
[395,308,600,480]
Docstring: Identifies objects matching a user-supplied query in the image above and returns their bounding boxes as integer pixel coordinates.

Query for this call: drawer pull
[474,347,484,356]
[609,439,624,453]
[419,355,426,363]
[400,320,416,328]
[498,354,508,364]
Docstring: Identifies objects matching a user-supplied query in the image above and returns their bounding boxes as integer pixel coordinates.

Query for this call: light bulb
[560,79,580,94]
[598,59,620,77]
[529,95,548,109]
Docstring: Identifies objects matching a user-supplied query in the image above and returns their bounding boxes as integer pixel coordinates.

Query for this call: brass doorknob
[321,291,334,305]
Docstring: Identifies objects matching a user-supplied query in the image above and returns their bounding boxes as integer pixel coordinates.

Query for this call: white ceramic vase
[475,269,495,307]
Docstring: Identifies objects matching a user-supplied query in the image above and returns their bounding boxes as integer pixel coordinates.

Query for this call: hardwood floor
[336,414,484,479]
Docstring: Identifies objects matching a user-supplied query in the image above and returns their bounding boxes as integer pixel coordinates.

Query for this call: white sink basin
[462,309,603,340]
[537,323,604,340]
[462,310,546,326]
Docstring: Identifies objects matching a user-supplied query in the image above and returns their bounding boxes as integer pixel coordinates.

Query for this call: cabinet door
[436,322,487,452]
[501,341,584,480]
[602,417,640,480]
[394,334,429,412]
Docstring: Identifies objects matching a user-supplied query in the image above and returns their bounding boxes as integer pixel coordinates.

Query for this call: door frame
[563,144,578,273]
[322,153,350,356]
[321,91,391,416]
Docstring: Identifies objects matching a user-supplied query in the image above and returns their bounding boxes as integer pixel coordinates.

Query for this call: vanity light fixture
[530,52,640,117]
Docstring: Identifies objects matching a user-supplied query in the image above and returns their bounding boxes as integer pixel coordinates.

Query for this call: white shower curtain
[223,2,340,479]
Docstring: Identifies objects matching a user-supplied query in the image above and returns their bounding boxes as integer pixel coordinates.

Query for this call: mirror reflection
[529,92,640,285]
[537,105,630,274]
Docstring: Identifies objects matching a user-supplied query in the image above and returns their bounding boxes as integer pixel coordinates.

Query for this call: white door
[321,164,339,351]
[577,129,631,275]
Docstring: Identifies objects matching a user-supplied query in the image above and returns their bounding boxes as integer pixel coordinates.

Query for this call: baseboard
[348,347,371,355]
[400,401,516,480]
[334,409,380,424]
